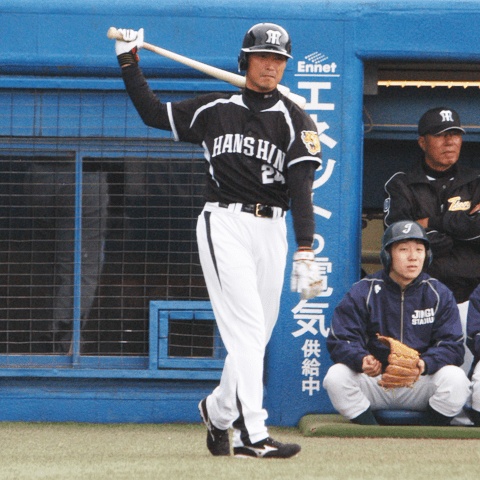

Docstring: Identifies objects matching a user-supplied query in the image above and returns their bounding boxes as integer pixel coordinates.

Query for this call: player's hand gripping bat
[107,27,307,109]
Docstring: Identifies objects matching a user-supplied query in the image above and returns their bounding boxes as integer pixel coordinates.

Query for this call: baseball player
[114,23,322,458]
[323,221,470,425]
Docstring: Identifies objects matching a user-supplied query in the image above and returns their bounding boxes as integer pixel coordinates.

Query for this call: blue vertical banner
[266,21,357,426]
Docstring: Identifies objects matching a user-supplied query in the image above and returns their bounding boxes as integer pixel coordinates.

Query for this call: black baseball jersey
[122,64,322,246]
[122,65,321,209]
[169,89,322,209]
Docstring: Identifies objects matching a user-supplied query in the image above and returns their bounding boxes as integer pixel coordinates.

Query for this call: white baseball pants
[471,362,480,412]
[323,362,471,419]
[196,202,287,446]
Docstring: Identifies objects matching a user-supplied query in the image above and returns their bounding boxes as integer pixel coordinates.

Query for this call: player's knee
[323,363,355,392]
[434,365,471,407]
[437,365,469,386]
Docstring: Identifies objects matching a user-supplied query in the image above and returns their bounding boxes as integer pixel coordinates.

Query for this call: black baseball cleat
[233,437,301,459]
[198,398,230,456]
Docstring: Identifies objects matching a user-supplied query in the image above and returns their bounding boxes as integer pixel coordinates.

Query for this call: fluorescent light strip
[378,80,480,88]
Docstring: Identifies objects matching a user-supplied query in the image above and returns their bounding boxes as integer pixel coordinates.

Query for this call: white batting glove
[115,28,144,65]
[291,249,323,300]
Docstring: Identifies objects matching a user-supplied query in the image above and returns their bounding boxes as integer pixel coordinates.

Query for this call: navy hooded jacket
[327,269,465,375]
[466,283,480,373]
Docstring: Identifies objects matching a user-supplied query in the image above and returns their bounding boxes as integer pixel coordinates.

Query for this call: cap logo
[440,110,454,123]
[402,223,413,234]
[265,29,282,46]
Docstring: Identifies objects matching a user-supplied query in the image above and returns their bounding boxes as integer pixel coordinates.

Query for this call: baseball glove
[376,334,421,389]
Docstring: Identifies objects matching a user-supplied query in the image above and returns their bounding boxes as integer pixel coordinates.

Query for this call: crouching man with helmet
[323,220,471,425]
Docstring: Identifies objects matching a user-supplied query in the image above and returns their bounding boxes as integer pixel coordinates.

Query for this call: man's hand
[418,358,426,375]
[115,28,144,66]
[362,354,382,377]
[416,217,429,228]
[290,248,323,300]
[470,203,480,215]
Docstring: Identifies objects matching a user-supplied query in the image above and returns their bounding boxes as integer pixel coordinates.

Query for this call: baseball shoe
[233,437,301,459]
[198,398,230,456]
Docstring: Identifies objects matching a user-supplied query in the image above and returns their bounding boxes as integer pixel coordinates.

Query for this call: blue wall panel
[1,0,480,425]
[0,377,216,423]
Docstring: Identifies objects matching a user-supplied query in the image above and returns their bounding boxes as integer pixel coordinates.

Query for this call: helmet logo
[265,29,283,46]
[402,223,413,234]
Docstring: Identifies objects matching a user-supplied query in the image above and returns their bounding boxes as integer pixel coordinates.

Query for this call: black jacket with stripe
[384,160,480,303]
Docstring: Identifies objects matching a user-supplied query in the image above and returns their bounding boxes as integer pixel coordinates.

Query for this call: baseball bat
[107,27,306,109]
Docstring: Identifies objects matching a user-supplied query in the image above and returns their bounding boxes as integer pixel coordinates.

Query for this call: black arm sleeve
[121,64,172,131]
[288,161,318,248]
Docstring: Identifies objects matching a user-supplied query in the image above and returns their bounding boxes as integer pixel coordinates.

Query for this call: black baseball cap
[418,107,465,136]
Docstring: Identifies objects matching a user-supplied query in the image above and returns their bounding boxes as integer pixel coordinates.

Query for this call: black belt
[218,202,284,218]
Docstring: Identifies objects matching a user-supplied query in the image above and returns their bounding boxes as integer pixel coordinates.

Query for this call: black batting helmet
[238,23,292,72]
[380,221,432,272]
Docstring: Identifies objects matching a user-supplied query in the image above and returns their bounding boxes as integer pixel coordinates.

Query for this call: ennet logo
[298,52,337,74]
[306,52,329,63]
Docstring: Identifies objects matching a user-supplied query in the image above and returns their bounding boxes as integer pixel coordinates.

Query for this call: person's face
[389,240,426,288]
[245,52,287,93]
[417,131,463,171]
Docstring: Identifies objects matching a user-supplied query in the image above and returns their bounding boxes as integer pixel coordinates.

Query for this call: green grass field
[1,422,479,480]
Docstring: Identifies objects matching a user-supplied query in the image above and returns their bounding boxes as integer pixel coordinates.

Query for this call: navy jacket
[467,283,480,372]
[327,270,465,375]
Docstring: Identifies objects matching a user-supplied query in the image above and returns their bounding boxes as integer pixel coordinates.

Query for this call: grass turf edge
[298,414,480,439]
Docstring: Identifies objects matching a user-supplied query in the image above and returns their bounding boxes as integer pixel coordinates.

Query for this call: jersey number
[262,165,285,185]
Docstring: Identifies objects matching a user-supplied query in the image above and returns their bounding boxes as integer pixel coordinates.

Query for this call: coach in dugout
[113,24,322,458]
[323,221,470,426]
[384,107,480,305]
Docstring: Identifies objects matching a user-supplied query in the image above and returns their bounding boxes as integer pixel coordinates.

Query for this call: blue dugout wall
[1,0,480,425]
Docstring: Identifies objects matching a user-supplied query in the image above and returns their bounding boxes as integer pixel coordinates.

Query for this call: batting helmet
[380,221,432,272]
[238,23,292,72]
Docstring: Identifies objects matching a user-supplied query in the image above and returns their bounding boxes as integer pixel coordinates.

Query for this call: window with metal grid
[151,300,226,371]
[0,86,216,363]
